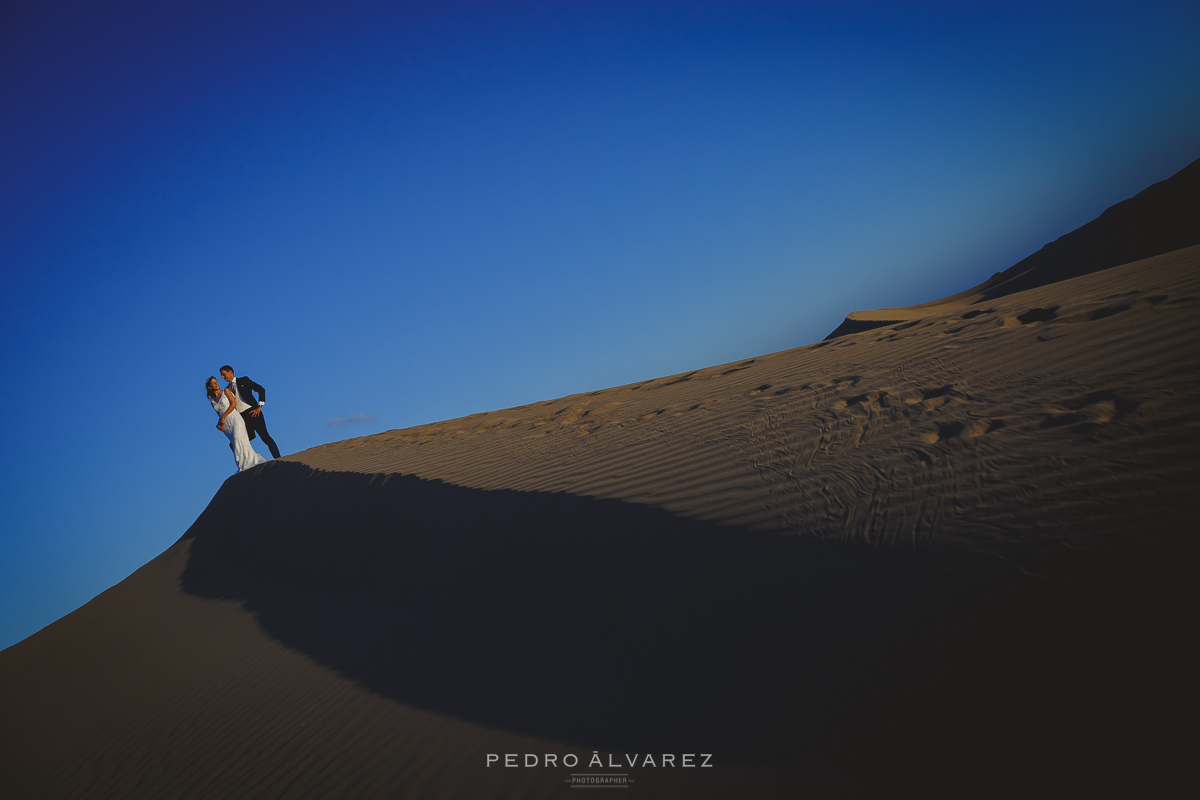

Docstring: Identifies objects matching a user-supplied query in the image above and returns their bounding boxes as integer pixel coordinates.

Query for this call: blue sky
[2,0,1198,651]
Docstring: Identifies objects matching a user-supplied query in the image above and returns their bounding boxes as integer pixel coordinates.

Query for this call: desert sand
[2,163,1198,798]
[827,156,1200,338]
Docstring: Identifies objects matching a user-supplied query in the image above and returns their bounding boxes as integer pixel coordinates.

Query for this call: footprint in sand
[1040,391,1139,428]
[902,384,964,411]
[846,390,888,409]
[965,418,1005,437]
[815,375,861,393]
[638,406,683,421]
[658,372,698,388]
[1002,306,1059,327]
[720,359,757,376]
[1163,295,1197,306]
[1057,294,1175,324]
[921,418,1003,443]
[1059,304,1133,324]
[921,421,964,443]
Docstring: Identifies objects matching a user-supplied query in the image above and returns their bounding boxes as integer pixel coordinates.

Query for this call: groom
[220,365,281,459]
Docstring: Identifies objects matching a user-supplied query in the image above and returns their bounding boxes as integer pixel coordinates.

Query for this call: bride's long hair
[205,376,221,400]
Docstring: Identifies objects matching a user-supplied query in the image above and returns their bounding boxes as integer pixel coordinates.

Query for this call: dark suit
[230,375,281,459]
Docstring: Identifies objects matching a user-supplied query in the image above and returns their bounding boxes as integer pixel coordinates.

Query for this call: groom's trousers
[241,409,281,458]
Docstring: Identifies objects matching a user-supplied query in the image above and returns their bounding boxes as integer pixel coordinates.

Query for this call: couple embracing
[205,365,282,473]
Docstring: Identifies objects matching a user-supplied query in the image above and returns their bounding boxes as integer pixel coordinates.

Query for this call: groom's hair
[220,365,234,374]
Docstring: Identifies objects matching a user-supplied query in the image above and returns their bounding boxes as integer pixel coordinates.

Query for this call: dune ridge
[2,238,1198,796]
[826,155,1200,338]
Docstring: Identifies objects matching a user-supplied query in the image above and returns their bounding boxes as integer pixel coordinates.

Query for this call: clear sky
[2,0,1198,651]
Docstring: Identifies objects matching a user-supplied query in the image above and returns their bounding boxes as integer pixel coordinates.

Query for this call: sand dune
[2,243,1198,792]
[826,156,1200,338]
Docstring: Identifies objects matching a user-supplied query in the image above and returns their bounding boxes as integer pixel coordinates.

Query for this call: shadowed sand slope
[2,246,1199,798]
[827,156,1200,338]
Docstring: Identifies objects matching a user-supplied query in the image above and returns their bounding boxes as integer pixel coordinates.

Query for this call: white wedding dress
[212,393,267,472]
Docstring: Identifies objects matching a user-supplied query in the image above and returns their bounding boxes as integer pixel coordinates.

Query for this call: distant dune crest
[826,156,1200,339]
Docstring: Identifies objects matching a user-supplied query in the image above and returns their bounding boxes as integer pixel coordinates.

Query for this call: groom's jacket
[232,375,267,410]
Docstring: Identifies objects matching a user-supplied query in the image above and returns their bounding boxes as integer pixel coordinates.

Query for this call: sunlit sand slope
[304,245,1200,554]
[1,246,1197,799]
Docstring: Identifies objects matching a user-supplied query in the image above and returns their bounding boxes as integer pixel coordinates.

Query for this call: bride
[206,376,267,472]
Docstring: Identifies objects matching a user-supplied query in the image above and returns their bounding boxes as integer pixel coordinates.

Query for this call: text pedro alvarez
[487,752,714,768]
